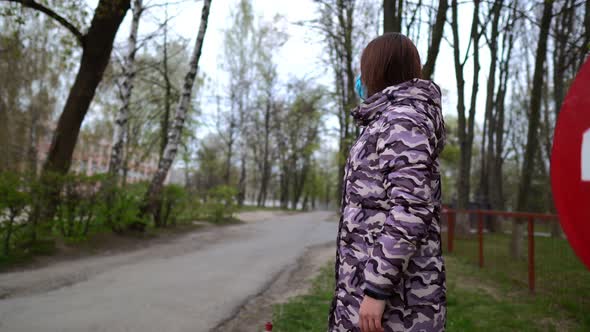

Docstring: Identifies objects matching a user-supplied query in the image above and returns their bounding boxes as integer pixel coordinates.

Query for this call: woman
[328,33,446,332]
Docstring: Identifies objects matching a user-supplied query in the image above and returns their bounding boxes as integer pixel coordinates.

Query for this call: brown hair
[360,32,422,97]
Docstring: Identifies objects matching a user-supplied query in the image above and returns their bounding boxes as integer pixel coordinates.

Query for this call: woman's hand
[359,295,386,332]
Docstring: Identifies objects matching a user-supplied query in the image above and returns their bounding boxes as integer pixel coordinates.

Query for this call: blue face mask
[355,75,367,101]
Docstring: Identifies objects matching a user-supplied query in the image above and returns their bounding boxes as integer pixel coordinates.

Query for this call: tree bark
[40,0,130,177]
[141,0,212,218]
[160,5,172,161]
[17,0,130,222]
[337,0,355,206]
[479,0,503,212]
[383,0,403,33]
[492,7,516,212]
[237,154,246,206]
[257,98,272,207]
[549,0,574,237]
[513,0,554,258]
[553,0,573,117]
[581,0,590,68]
[109,0,143,179]
[422,0,448,80]
[451,0,480,233]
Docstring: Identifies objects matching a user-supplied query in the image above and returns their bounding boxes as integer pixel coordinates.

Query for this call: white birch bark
[144,0,212,208]
[108,0,143,178]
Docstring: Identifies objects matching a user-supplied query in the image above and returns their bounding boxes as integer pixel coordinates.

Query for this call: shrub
[158,184,187,227]
[96,181,147,233]
[54,174,104,238]
[204,185,238,223]
[177,196,204,222]
[0,172,31,256]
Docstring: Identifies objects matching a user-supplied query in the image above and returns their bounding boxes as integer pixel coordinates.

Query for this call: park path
[0,211,337,332]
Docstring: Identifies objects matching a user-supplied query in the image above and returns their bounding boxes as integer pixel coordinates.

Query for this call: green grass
[446,232,590,329]
[236,205,296,213]
[272,264,335,332]
[271,235,590,331]
[445,255,582,331]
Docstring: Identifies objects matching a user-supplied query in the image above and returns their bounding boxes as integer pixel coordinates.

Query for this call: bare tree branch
[3,0,85,46]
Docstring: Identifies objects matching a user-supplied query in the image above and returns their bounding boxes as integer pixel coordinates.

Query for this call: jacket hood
[351,78,442,127]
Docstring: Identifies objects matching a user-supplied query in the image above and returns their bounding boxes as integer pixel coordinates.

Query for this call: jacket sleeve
[363,113,436,299]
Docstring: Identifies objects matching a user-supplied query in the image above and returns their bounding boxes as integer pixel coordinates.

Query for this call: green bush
[158,184,188,227]
[53,173,104,239]
[96,180,147,233]
[204,185,238,223]
[177,196,204,222]
[0,172,31,256]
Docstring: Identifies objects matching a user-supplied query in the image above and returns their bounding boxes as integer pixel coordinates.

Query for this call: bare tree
[383,0,403,33]
[450,0,482,224]
[422,0,448,80]
[141,0,212,224]
[478,0,503,212]
[314,0,364,204]
[490,2,518,212]
[513,0,554,258]
[109,0,144,179]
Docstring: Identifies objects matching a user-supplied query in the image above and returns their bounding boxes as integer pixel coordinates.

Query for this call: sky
[89,0,491,147]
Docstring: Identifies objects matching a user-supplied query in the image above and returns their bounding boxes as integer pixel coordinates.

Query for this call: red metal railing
[442,208,559,293]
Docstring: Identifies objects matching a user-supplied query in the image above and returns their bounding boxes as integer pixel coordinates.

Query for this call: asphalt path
[0,211,337,332]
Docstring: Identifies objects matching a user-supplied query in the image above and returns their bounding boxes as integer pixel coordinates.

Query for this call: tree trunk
[549,0,574,237]
[280,167,289,209]
[257,98,272,207]
[40,0,130,175]
[451,0,480,233]
[422,0,448,80]
[32,0,130,218]
[142,0,212,219]
[581,0,590,68]
[237,154,246,206]
[160,6,172,162]
[466,0,481,207]
[109,0,143,179]
[223,101,236,184]
[383,0,403,33]
[28,105,39,175]
[492,3,516,211]
[338,0,355,206]
[480,0,503,214]
[513,0,554,258]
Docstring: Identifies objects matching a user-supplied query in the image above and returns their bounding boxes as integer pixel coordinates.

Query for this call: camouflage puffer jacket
[328,78,447,332]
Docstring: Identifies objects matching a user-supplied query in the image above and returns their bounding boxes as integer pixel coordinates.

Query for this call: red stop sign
[551,58,590,270]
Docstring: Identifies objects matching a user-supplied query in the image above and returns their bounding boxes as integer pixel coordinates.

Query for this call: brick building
[36,125,164,183]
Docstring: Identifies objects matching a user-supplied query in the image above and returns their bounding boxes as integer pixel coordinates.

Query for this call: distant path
[0,211,337,332]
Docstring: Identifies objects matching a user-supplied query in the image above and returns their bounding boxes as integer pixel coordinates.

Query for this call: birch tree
[108,0,144,180]
[141,0,212,223]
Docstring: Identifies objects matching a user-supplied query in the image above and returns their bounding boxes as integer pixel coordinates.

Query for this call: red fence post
[528,216,535,294]
[478,211,484,268]
[448,210,455,253]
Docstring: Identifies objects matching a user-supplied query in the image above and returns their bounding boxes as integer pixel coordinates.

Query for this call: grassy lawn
[272,235,590,331]
[235,205,295,213]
